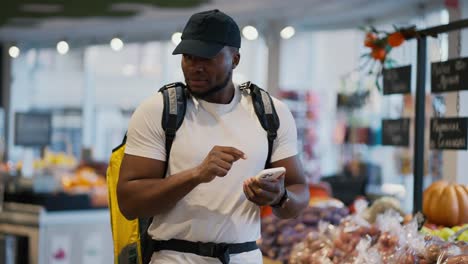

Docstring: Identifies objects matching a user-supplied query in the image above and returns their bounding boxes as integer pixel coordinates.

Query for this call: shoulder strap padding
[159,82,187,170]
[240,81,280,168]
[241,81,280,135]
[159,82,187,133]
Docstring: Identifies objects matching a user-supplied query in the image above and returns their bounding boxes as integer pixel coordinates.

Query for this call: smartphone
[255,167,286,181]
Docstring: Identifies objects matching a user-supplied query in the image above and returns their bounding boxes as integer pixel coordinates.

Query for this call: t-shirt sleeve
[124,93,167,161]
[270,98,298,162]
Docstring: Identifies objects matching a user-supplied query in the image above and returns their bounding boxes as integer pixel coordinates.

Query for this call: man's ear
[232,52,240,69]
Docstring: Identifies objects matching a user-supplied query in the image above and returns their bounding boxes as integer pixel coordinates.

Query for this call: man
[117,9,309,264]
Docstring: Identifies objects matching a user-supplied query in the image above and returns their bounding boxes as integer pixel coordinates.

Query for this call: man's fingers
[244,182,267,205]
[215,146,247,160]
[214,159,232,171]
[254,174,284,192]
[254,179,281,193]
[213,166,228,177]
[244,179,277,205]
[216,152,237,163]
[243,182,255,202]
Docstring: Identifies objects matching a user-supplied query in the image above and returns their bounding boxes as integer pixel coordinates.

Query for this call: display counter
[0,202,112,264]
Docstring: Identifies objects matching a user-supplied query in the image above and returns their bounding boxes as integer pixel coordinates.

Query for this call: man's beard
[187,71,232,99]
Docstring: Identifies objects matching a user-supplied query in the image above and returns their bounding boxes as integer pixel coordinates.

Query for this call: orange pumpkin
[423,181,468,227]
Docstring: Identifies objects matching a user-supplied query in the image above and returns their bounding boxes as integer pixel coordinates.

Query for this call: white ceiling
[0,0,444,46]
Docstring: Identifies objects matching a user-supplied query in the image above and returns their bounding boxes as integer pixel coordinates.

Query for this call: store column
[82,48,96,159]
[0,44,11,161]
[442,2,468,184]
[265,20,282,97]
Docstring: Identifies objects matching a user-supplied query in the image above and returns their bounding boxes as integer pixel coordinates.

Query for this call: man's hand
[194,146,246,183]
[243,173,285,206]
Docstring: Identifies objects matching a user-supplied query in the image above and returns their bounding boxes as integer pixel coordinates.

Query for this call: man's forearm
[118,168,201,220]
[272,184,309,219]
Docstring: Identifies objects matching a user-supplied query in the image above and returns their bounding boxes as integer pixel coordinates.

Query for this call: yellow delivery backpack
[107,83,188,264]
[107,137,141,264]
[107,82,279,264]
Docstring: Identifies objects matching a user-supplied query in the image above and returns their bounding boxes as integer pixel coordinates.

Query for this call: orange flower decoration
[371,48,386,61]
[388,32,405,47]
[364,33,378,48]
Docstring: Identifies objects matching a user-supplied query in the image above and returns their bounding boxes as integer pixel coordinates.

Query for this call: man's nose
[191,59,206,71]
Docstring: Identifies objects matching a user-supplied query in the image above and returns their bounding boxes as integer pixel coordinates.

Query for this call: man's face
[181,47,240,97]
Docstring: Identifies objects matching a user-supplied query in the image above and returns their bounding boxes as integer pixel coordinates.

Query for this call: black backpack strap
[139,82,187,264]
[112,134,127,153]
[241,81,280,168]
[159,82,188,172]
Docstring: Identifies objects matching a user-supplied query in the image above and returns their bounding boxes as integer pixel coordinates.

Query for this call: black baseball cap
[172,9,241,58]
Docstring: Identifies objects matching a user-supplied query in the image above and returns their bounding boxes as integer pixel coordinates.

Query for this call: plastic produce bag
[289,222,335,264]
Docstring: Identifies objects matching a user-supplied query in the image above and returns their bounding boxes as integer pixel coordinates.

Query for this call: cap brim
[172,39,224,59]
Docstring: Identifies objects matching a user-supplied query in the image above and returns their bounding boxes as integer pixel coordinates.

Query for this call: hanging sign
[383,66,412,95]
[430,117,468,150]
[14,112,52,146]
[431,57,468,93]
[382,118,410,146]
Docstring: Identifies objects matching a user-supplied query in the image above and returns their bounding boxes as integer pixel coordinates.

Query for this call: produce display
[259,193,468,264]
[259,206,349,262]
[423,181,468,227]
[26,150,108,207]
[421,225,468,242]
[61,167,106,192]
[34,150,78,169]
[289,210,468,264]
[360,197,405,224]
[61,166,108,207]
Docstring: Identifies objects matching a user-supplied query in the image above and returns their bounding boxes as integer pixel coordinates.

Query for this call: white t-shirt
[125,85,298,264]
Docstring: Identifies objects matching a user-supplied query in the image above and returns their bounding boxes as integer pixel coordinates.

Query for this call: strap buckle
[198,242,230,263]
[239,81,251,91]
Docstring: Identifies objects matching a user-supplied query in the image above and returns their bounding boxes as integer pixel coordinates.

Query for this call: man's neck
[203,81,235,104]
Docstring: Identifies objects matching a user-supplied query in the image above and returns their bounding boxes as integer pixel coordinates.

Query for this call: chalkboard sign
[382,118,410,146]
[14,112,52,147]
[430,117,468,150]
[0,44,4,108]
[383,66,412,95]
[431,57,468,93]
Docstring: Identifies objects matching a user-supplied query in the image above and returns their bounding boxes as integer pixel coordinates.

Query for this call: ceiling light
[171,32,182,45]
[280,26,295,39]
[242,26,258,40]
[57,40,69,55]
[9,46,20,58]
[110,37,124,51]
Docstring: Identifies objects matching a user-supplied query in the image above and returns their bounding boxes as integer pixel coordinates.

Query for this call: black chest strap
[153,239,258,264]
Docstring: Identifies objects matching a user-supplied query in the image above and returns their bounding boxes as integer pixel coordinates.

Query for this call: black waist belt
[153,239,258,264]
